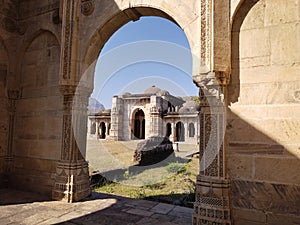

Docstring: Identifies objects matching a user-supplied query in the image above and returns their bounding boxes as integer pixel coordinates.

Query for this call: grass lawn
[88,139,199,208]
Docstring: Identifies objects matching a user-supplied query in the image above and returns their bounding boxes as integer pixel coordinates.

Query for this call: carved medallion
[81,0,95,16]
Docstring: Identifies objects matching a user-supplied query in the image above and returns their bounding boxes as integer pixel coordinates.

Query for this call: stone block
[228,154,253,179]
[265,0,300,26]
[266,212,300,225]
[254,157,300,184]
[270,23,300,66]
[127,208,154,217]
[150,203,175,214]
[240,0,266,31]
[231,180,300,215]
[16,98,46,113]
[239,28,270,59]
[13,157,56,173]
[232,208,266,223]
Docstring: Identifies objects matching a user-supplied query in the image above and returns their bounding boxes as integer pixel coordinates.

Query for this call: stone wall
[12,29,62,195]
[0,39,8,187]
[228,0,300,224]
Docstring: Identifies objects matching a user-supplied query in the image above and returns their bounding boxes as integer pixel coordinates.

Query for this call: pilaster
[193,71,231,225]
[149,106,163,137]
[3,89,20,186]
[52,85,91,202]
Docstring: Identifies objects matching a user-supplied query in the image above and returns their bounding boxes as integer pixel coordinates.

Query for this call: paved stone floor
[0,189,193,225]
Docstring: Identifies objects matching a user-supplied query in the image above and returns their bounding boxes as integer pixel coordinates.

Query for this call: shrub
[166,162,187,174]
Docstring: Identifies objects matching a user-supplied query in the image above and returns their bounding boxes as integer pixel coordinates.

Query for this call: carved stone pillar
[170,122,175,142]
[4,89,20,185]
[95,121,99,139]
[193,72,231,225]
[52,85,91,202]
[149,106,162,137]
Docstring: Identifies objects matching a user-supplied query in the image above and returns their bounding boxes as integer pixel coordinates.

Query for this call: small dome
[179,100,200,113]
[157,90,170,96]
[143,85,162,95]
[122,92,131,96]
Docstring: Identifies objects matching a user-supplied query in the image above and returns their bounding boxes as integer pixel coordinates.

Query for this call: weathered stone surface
[0,0,299,224]
[133,136,174,166]
[231,180,300,215]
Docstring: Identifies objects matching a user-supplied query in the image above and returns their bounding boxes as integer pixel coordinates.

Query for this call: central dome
[143,85,163,95]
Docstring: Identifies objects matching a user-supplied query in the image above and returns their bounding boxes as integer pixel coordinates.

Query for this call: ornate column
[52,85,91,202]
[95,121,99,139]
[193,72,231,225]
[4,89,20,185]
[193,0,232,224]
[184,122,188,140]
[149,106,162,137]
[52,0,91,202]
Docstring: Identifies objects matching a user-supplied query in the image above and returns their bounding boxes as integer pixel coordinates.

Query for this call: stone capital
[214,70,230,87]
[193,71,230,88]
[59,84,77,96]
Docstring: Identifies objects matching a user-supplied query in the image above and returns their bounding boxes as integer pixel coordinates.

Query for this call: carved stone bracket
[215,71,230,87]
[194,72,228,107]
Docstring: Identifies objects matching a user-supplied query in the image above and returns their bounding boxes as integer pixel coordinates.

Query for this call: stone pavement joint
[0,189,193,225]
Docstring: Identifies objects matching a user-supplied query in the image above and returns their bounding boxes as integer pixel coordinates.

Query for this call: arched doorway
[175,121,185,142]
[166,123,172,137]
[99,122,106,139]
[132,109,145,139]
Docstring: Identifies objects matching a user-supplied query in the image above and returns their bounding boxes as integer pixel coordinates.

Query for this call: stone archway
[56,0,201,204]
[166,123,172,137]
[99,122,106,139]
[132,109,145,140]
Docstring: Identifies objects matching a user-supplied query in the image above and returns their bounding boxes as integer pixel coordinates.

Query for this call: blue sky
[91,16,198,108]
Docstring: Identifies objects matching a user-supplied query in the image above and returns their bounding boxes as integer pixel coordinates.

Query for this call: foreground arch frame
[56,0,233,223]
[1,0,298,224]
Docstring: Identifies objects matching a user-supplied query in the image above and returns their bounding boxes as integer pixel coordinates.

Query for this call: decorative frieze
[60,0,76,81]
[52,161,91,202]
[193,177,232,225]
[200,0,212,73]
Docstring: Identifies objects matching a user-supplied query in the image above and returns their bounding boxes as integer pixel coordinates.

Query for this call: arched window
[166,123,172,137]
